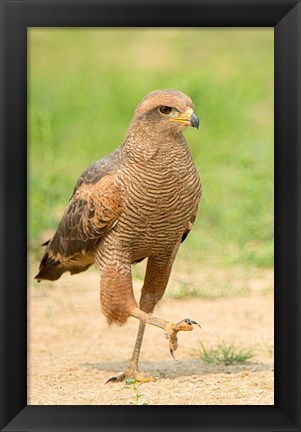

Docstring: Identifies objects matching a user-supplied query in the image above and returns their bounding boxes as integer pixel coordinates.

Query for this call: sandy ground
[28,267,274,405]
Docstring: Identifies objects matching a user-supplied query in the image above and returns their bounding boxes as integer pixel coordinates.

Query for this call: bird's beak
[169,107,200,129]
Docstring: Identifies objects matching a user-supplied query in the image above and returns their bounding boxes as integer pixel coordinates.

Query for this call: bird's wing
[49,171,122,258]
[47,147,122,257]
[71,147,122,196]
[35,150,123,281]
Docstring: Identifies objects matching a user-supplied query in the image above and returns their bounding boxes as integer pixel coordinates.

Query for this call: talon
[188,319,201,329]
[176,318,201,329]
[106,376,117,384]
[189,320,202,328]
[105,373,126,383]
[106,370,155,383]
[164,318,201,359]
[170,348,176,360]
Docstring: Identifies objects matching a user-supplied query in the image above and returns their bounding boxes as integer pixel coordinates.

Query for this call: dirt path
[28,268,274,405]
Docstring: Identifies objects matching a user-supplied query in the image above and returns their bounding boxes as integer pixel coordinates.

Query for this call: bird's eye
[159,106,172,115]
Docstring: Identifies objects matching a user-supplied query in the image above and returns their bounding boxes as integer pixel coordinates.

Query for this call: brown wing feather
[71,147,121,196]
[36,172,122,281]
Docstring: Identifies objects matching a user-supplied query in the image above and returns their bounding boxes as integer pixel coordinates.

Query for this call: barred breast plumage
[36,89,202,383]
[116,139,199,260]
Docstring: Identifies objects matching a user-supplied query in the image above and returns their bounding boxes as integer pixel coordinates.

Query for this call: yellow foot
[106,369,156,384]
[164,318,201,358]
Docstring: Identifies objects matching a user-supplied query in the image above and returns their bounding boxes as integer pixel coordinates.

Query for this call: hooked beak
[189,112,200,129]
[169,107,200,129]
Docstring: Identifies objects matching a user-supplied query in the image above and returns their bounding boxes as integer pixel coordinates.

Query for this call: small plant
[124,378,148,405]
[199,341,215,364]
[199,341,255,365]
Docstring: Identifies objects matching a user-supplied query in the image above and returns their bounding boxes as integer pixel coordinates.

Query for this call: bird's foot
[164,318,201,359]
[106,369,156,384]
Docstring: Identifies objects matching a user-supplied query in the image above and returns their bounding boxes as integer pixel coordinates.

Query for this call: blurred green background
[28,28,273,270]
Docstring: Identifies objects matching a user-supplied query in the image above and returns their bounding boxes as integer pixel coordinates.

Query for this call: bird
[35,88,202,382]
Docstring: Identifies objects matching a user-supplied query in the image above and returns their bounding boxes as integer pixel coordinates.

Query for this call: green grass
[168,281,250,300]
[199,341,255,365]
[28,28,274,270]
[124,379,148,405]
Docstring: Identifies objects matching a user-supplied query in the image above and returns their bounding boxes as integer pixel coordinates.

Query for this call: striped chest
[113,150,201,255]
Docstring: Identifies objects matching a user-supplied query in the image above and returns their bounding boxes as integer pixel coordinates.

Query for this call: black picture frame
[0,0,300,431]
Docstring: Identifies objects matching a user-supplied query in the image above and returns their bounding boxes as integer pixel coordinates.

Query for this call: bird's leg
[106,257,200,383]
[106,321,155,383]
[106,310,200,384]
[129,321,146,372]
[130,307,201,358]
[131,256,200,361]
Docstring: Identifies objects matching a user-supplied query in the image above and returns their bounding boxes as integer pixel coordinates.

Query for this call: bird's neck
[122,122,189,162]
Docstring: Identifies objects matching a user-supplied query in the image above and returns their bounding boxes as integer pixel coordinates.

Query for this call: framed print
[0,0,300,431]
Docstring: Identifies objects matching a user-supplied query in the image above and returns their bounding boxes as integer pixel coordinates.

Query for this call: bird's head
[132,89,200,135]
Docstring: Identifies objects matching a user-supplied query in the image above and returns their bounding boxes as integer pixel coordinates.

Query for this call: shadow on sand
[82,357,273,380]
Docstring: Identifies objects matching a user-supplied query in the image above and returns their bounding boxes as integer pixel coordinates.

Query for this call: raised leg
[130,307,201,357]
[105,256,201,383]
[106,308,201,383]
